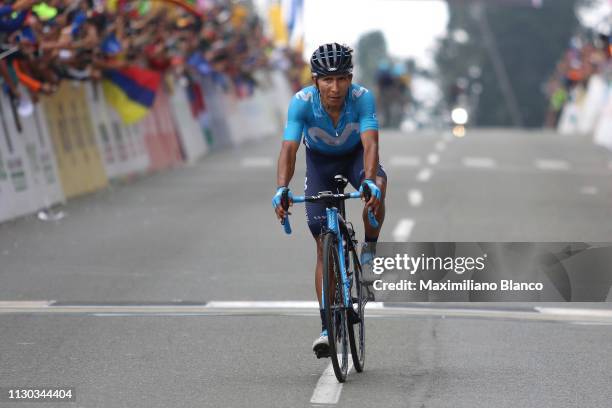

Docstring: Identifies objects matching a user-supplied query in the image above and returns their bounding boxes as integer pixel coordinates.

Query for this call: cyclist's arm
[277,140,299,188]
[361,129,379,181]
[357,88,380,181]
[357,88,381,212]
[277,94,306,188]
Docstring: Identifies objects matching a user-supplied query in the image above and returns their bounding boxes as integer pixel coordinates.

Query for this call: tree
[435,0,586,127]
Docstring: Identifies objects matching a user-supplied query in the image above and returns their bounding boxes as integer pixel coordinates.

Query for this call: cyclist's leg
[305,149,344,334]
[348,147,388,241]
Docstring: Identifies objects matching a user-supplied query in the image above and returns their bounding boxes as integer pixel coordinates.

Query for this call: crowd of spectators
[0,0,304,105]
[545,26,611,128]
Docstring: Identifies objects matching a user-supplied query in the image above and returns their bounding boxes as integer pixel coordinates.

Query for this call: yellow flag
[268,3,288,46]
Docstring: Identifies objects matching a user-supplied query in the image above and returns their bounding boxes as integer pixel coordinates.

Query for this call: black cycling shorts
[304,146,387,237]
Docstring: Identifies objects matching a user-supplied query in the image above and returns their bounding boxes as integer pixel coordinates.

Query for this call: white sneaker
[312,330,329,358]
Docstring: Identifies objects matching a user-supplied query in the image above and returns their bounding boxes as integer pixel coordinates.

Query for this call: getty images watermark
[371,252,544,292]
[361,242,612,302]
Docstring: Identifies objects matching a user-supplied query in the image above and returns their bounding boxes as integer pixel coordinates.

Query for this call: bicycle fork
[321,207,351,311]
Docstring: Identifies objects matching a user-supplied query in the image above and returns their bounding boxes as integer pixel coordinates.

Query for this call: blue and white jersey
[283,84,378,155]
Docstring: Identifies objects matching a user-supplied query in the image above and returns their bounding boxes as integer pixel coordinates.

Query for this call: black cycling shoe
[347,299,362,324]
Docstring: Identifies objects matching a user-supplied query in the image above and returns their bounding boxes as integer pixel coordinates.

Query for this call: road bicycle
[280,175,378,382]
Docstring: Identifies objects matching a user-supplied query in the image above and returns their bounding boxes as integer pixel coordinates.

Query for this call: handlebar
[361,183,380,230]
[280,190,379,235]
[280,189,292,234]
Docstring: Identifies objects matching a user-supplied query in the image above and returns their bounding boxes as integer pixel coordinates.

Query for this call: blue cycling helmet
[310,43,353,77]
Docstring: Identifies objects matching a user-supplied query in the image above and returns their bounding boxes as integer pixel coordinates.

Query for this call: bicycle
[280,175,379,382]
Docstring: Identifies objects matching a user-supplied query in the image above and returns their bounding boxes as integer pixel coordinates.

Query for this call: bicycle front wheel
[322,232,349,383]
[348,248,365,372]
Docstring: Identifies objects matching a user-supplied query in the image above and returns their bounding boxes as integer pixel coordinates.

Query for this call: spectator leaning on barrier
[0,0,304,111]
[545,26,611,128]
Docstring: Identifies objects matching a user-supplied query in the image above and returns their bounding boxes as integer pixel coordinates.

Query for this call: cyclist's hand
[272,187,293,220]
[360,179,381,214]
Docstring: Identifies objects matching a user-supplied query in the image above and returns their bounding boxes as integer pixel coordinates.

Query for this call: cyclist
[272,43,387,357]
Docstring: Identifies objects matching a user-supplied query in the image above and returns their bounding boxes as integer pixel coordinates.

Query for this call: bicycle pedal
[347,307,362,324]
[314,347,330,359]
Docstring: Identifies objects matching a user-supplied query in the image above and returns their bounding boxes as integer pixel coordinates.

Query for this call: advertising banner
[222,72,286,146]
[593,88,612,150]
[41,82,107,198]
[199,76,232,150]
[86,82,121,178]
[168,82,208,164]
[120,121,150,176]
[18,94,64,208]
[0,92,39,222]
[578,74,607,135]
[87,83,150,179]
[141,89,183,171]
[557,101,580,135]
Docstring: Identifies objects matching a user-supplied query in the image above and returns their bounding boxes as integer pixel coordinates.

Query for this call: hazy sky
[302,0,449,67]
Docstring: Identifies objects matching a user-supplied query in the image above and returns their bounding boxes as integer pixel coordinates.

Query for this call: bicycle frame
[280,180,377,378]
[281,186,378,310]
[322,205,352,311]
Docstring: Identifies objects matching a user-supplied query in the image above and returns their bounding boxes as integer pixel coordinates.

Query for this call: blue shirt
[283,84,378,155]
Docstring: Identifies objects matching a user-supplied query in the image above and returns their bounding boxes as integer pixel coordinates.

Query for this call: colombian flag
[102,67,161,124]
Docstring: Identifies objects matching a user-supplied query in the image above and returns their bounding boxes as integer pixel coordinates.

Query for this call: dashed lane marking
[241,157,274,168]
[416,168,432,182]
[408,189,423,207]
[427,153,440,165]
[534,159,570,171]
[580,186,598,195]
[392,219,415,241]
[389,156,421,167]
[462,157,497,169]
[310,361,354,404]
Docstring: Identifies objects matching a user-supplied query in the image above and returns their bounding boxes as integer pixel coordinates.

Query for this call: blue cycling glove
[272,187,293,209]
[360,179,381,200]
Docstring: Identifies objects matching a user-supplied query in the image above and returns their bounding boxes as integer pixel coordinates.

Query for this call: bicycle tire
[348,247,366,372]
[322,232,349,383]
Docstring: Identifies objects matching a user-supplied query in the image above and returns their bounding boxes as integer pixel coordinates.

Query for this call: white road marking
[392,219,415,241]
[206,301,318,309]
[1,302,612,324]
[427,153,440,165]
[535,307,612,318]
[580,186,598,195]
[435,141,446,151]
[462,157,497,168]
[240,157,273,168]
[416,168,432,182]
[0,301,52,308]
[389,156,420,167]
[310,361,354,404]
[535,159,570,171]
[408,189,423,207]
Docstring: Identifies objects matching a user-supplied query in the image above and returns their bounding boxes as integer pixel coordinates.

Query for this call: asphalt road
[1,128,612,407]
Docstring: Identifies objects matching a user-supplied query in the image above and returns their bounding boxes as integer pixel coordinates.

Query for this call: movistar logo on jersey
[308,123,360,146]
[296,91,313,102]
[352,86,368,98]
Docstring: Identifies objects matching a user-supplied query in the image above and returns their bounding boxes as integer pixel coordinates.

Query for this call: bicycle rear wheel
[348,247,366,372]
[322,232,349,383]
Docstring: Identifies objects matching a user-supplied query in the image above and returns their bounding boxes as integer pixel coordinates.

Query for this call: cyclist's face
[315,74,352,110]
